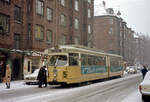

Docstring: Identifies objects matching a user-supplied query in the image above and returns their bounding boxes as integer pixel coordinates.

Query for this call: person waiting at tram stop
[37,66,47,88]
[141,65,148,79]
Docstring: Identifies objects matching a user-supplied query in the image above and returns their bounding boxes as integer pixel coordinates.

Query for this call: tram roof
[45,45,122,58]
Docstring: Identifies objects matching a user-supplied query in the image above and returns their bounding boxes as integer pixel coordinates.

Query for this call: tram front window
[49,55,67,66]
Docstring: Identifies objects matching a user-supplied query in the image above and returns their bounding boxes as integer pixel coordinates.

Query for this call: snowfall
[0,73,144,102]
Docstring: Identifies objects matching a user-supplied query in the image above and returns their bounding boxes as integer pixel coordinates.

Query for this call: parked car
[139,71,150,101]
[126,66,137,74]
[24,69,40,85]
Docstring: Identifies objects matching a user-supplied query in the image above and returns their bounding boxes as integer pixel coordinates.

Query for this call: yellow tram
[43,45,124,85]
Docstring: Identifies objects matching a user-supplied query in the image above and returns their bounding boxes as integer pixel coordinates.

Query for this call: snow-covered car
[139,71,150,101]
[126,66,137,74]
[24,69,39,85]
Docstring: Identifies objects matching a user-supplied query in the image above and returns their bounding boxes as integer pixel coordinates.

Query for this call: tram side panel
[79,54,109,82]
[109,56,123,77]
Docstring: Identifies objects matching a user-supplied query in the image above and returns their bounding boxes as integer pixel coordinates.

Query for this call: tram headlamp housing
[63,71,67,78]
[54,73,57,77]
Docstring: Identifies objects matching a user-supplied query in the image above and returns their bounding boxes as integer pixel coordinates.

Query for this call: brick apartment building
[94,15,122,55]
[123,28,135,65]
[94,13,136,65]
[0,0,94,80]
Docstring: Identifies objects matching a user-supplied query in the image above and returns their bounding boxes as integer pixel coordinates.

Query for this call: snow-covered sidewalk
[0,80,35,92]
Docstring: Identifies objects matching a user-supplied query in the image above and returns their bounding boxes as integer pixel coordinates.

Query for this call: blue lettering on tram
[81,65,107,74]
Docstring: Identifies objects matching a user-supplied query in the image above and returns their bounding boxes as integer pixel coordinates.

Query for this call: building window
[27,0,32,15]
[0,13,10,34]
[60,14,66,26]
[109,28,113,35]
[1,0,10,3]
[35,25,44,40]
[47,8,53,21]
[27,24,31,41]
[46,30,52,43]
[120,41,122,47]
[88,9,91,18]
[14,34,20,49]
[74,37,80,44]
[61,0,65,7]
[88,25,91,34]
[109,18,113,24]
[36,0,44,16]
[74,0,79,11]
[74,18,79,30]
[60,35,67,45]
[14,6,21,22]
[88,0,91,4]
[28,61,31,72]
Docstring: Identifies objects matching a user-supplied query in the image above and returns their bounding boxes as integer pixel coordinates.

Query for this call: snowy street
[0,74,143,102]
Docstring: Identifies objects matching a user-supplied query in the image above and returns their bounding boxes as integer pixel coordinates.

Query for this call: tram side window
[95,56,105,66]
[49,55,67,66]
[69,53,79,66]
[81,54,88,66]
[88,55,94,65]
[110,57,120,66]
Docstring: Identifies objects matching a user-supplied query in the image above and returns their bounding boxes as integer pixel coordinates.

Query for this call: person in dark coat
[37,66,47,88]
[0,61,3,83]
[141,66,148,79]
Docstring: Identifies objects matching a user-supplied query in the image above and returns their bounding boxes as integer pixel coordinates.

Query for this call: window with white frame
[0,13,10,34]
[46,30,52,43]
[74,18,79,29]
[35,24,44,40]
[60,14,66,26]
[74,0,79,11]
[47,8,53,21]
[88,8,91,18]
[14,34,20,49]
[109,18,113,24]
[60,35,67,45]
[74,37,79,44]
[61,0,65,7]
[14,6,21,22]
[36,0,44,16]
[88,25,91,34]
[109,28,113,35]
[88,0,91,4]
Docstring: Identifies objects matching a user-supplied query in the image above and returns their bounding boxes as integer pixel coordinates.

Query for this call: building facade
[94,14,137,65]
[0,0,25,80]
[94,15,122,55]
[0,0,94,80]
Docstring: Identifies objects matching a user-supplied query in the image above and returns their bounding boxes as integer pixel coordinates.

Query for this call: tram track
[50,74,142,102]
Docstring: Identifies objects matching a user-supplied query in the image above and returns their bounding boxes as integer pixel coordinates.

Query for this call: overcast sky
[94,0,150,35]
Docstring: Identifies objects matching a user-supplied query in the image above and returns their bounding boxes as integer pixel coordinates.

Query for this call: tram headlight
[63,71,67,78]
[54,73,57,77]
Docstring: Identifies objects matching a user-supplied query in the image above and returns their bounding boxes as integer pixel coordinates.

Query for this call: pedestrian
[0,60,3,83]
[141,66,148,79]
[37,66,47,88]
[43,66,47,87]
[3,64,11,88]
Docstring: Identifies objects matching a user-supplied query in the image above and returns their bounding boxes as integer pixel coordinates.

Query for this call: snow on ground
[0,80,35,92]
[0,73,142,102]
[122,90,142,102]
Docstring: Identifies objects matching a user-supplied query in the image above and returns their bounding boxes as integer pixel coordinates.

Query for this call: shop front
[0,48,24,81]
